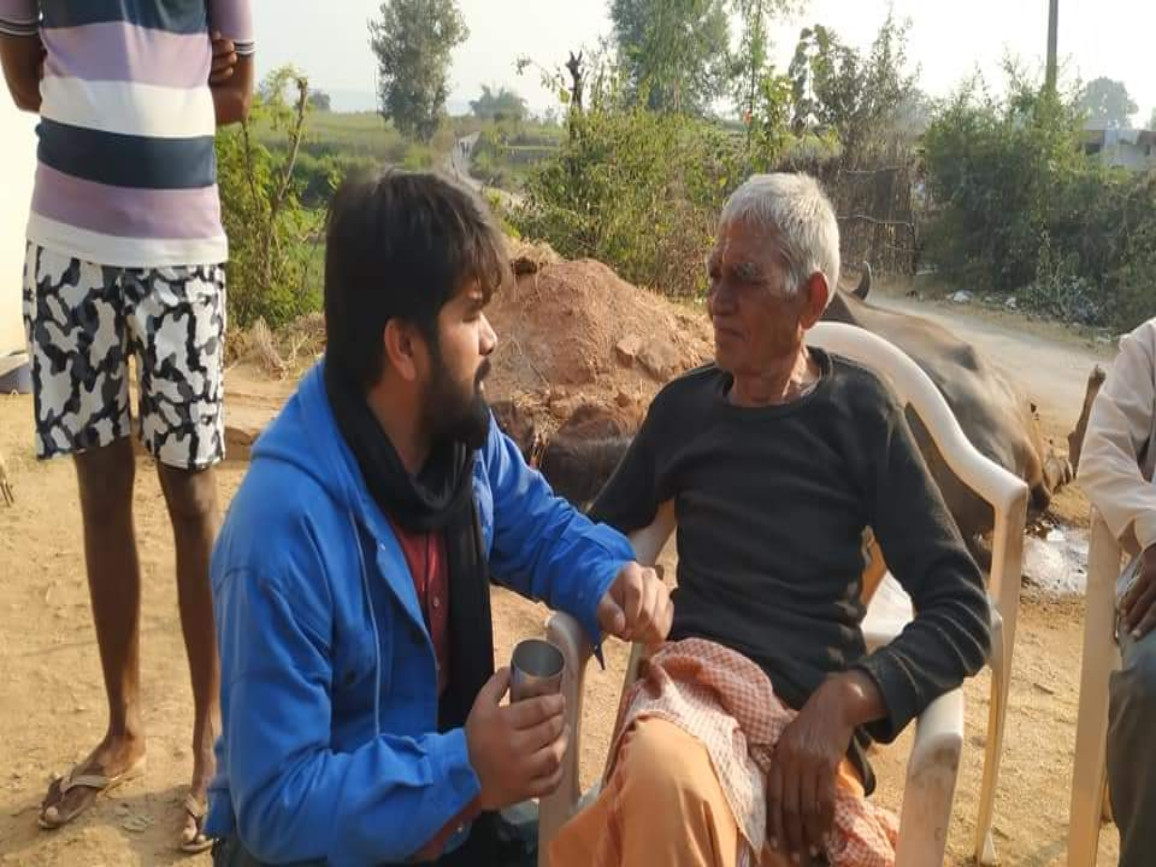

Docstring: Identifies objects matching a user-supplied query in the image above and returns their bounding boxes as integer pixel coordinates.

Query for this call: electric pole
[1046,0,1059,92]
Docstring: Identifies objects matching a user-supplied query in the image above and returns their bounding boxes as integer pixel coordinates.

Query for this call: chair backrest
[619,323,1029,696]
[808,323,1024,511]
[634,325,1028,593]
[808,322,1029,626]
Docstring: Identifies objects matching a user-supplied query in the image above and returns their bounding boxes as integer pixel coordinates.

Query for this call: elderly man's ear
[801,273,830,327]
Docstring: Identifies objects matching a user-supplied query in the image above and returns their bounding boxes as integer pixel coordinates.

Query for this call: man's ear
[383,319,422,383]
[800,272,829,328]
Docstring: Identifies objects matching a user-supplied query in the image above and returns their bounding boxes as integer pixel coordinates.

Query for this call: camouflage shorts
[22,243,226,470]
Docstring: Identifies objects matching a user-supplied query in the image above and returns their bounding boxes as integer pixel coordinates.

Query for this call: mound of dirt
[487,258,713,436]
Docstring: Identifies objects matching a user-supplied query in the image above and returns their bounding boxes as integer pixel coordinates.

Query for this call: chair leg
[1066,571,1118,862]
[539,613,592,866]
[974,621,1009,866]
[1066,514,1123,867]
[1066,677,1111,867]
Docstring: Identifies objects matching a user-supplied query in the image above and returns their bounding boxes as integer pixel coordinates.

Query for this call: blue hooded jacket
[204,363,633,865]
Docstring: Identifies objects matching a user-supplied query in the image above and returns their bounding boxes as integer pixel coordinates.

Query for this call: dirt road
[0,296,1127,866]
[446,132,524,211]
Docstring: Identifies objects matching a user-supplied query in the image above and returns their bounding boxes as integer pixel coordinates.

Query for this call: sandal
[179,792,214,855]
[38,755,147,830]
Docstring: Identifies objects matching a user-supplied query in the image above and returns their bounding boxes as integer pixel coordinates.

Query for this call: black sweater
[591,351,991,766]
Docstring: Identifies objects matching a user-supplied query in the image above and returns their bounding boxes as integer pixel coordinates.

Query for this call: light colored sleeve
[0,0,38,36]
[208,0,255,54]
[1079,319,1156,550]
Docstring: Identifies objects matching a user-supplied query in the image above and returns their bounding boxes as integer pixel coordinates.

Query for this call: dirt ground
[0,285,1125,866]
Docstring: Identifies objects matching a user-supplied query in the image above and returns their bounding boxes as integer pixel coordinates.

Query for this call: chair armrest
[894,687,964,867]
[862,573,914,651]
[538,611,594,855]
[629,500,675,567]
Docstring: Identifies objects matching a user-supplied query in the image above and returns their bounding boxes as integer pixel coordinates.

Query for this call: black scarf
[324,362,495,733]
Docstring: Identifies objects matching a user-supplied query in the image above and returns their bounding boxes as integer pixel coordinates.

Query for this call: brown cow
[822,284,1073,558]
[492,399,637,509]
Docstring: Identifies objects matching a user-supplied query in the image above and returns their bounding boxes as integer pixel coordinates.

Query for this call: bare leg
[156,462,221,847]
[40,439,147,827]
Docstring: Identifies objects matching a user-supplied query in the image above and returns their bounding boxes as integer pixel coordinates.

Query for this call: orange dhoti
[549,639,898,867]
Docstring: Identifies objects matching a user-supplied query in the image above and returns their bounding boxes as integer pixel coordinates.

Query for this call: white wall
[0,98,36,355]
[1104,142,1155,173]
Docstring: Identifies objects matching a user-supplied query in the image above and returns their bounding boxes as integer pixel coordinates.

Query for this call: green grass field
[222,106,567,329]
[250,109,562,203]
[249,110,447,208]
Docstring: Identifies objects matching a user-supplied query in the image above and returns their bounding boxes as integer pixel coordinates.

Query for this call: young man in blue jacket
[205,171,673,866]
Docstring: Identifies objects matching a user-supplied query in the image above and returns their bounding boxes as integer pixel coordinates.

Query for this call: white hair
[719,173,841,305]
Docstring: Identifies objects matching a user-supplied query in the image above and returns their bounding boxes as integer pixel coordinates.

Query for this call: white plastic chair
[538,322,1030,867]
[1067,508,1124,866]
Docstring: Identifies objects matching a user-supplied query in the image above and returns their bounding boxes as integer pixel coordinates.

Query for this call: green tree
[922,67,1092,296]
[1079,77,1138,129]
[729,0,796,129]
[216,66,323,328]
[788,16,916,160]
[469,85,528,122]
[514,67,742,295]
[369,0,468,141]
[308,90,331,112]
[924,68,1156,329]
[610,0,731,114]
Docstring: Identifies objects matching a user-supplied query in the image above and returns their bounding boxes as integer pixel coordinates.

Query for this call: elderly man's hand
[767,670,885,862]
[596,562,673,647]
[1124,545,1156,639]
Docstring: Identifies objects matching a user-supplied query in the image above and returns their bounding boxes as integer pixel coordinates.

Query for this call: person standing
[0,0,254,852]
[1080,317,1156,867]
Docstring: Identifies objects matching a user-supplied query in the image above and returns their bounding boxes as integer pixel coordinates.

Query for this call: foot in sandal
[180,792,213,854]
[39,735,147,830]
[178,718,218,854]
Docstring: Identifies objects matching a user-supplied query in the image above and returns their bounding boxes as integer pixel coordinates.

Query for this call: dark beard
[425,357,492,451]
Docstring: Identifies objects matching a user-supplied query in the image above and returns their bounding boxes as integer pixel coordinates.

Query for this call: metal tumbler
[510,638,564,702]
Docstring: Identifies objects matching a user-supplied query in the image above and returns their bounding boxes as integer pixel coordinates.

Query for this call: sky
[251,0,1156,124]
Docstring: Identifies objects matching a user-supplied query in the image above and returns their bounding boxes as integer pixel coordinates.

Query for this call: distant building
[1082,128,1156,172]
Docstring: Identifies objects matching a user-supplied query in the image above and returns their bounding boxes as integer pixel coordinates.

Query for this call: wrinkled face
[422,282,498,451]
[706,219,810,376]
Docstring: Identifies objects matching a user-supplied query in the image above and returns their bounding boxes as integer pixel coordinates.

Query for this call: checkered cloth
[605,639,899,867]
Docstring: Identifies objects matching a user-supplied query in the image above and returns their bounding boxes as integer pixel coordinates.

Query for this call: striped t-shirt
[0,1,255,268]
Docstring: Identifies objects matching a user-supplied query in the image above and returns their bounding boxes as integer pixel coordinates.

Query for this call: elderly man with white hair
[550,173,992,867]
